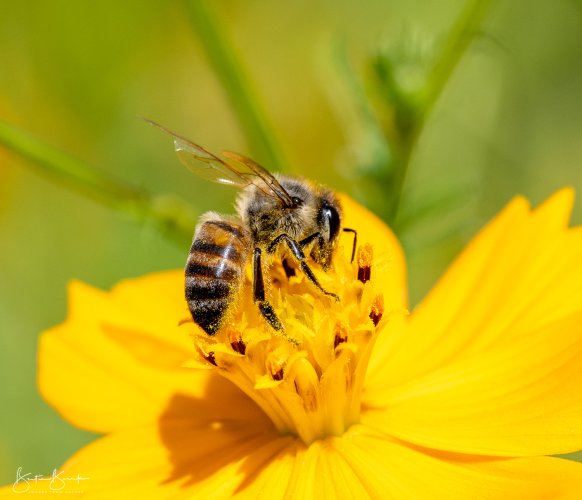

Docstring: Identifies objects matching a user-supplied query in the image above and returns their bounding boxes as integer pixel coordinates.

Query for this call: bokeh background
[1,0,582,484]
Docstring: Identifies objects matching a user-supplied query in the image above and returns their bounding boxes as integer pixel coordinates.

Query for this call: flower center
[189,243,384,445]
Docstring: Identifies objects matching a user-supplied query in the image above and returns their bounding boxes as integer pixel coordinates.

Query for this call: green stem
[183,0,288,171]
[391,0,495,223]
[0,120,196,242]
[421,0,494,119]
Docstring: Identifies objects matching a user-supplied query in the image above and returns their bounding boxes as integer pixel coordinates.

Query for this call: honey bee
[146,119,357,335]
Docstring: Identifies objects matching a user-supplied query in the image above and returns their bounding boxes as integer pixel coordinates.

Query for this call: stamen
[196,344,217,366]
[357,243,373,283]
[282,258,296,278]
[186,242,384,445]
[370,295,384,326]
[271,367,284,381]
[266,348,287,381]
[290,358,319,412]
[228,329,246,355]
[334,321,348,349]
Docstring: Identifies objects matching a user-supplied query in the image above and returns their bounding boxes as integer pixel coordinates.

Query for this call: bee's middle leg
[253,248,283,330]
[267,234,339,301]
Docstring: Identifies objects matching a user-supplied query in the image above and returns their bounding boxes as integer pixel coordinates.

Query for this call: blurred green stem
[390,0,494,222]
[183,0,288,171]
[0,120,196,242]
[421,0,494,121]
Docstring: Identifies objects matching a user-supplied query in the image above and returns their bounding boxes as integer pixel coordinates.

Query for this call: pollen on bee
[369,295,384,327]
[334,321,348,349]
[357,243,373,284]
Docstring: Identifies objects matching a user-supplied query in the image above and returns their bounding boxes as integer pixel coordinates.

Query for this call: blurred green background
[1,0,582,483]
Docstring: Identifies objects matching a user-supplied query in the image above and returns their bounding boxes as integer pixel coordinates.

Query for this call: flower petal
[339,194,408,311]
[19,393,290,499]
[332,426,582,499]
[41,270,269,432]
[231,440,304,499]
[364,190,582,455]
[370,189,580,386]
[282,440,371,499]
[363,309,582,456]
[69,271,194,359]
[40,297,264,433]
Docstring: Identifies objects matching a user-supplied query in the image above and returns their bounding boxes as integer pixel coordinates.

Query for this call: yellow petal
[21,403,289,500]
[363,309,582,456]
[40,270,269,432]
[278,439,370,499]
[331,425,582,499]
[364,190,582,456]
[370,189,580,386]
[339,193,408,312]
[39,312,264,432]
[231,440,304,499]
[68,272,194,359]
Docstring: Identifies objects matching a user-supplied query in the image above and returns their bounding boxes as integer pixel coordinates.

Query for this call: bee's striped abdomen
[185,217,248,335]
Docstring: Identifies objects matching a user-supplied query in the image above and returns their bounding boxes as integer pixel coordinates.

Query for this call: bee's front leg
[253,248,283,331]
[281,233,321,278]
[267,234,339,301]
[298,232,320,248]
[280,232,320,279]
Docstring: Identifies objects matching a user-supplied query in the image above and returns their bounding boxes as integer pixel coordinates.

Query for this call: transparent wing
[223,151,295,207]
[143,118,248,187]
[174,138,248,187]
[144,118,294,206]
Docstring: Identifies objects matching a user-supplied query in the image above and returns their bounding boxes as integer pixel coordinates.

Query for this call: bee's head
[268,177,342,269]
[311,193,342,270]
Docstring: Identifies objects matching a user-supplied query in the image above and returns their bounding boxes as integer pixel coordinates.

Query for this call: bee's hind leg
[253,248,283,331]
[267,234,339,301]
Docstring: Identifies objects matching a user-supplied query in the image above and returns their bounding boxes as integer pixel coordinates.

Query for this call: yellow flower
[3,191,582,498]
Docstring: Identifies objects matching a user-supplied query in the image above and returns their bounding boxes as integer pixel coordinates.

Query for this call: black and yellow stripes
[185,219,249,335]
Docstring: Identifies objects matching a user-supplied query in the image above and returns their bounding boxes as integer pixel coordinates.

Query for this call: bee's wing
[223,151,295,207]
[145,118,294,206]
[174,138,249,187]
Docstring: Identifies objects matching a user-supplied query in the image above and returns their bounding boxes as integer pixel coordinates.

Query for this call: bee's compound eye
[321,201,340,242]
